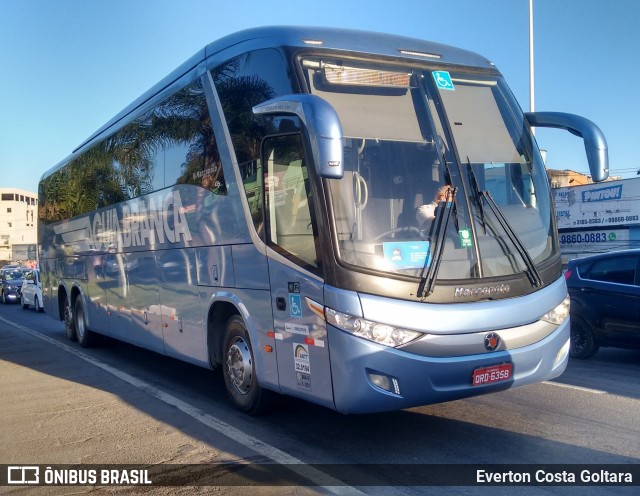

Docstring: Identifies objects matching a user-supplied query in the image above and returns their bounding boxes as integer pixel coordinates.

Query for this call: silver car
[21,269,44,312]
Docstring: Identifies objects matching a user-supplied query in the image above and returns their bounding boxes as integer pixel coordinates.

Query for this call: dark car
[1,268,28,304]
[564,249,640,358]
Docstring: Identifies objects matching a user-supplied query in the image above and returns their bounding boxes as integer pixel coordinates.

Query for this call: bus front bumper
[328,319,569,414]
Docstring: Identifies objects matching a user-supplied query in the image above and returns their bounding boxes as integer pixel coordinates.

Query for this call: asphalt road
[1,301,638,495]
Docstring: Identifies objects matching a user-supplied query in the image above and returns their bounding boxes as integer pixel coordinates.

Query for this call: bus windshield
[303,59,554,282]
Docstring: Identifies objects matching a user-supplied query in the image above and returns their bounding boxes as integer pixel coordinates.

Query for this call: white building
[0,188,38,263]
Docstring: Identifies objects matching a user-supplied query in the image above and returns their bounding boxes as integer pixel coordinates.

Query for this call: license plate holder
[472,363,513,386]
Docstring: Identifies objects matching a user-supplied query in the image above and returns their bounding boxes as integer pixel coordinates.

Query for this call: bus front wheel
[222,316,273,415]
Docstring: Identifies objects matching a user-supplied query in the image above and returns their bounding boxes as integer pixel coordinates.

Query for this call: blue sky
[2,0,639,193]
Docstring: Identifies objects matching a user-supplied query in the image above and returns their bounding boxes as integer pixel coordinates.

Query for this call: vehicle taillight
[563,269,572,280]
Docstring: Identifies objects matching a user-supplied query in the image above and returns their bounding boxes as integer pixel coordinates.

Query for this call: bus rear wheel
[74,297,98,348]
[222,316,273,415]
[64,298,77,341]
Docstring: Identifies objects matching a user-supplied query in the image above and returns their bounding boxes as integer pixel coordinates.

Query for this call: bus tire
[64,297,77,342]
[569,315,598,359]
[74,297,97,348]
[222,316,273,415]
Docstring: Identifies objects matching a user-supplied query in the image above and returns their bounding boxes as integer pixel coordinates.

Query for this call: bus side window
[262,134,320,272]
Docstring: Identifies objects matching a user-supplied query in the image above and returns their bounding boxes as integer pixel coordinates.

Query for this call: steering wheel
[374,226,423,241]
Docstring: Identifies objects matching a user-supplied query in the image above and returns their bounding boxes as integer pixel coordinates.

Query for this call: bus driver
[415,185,453,229]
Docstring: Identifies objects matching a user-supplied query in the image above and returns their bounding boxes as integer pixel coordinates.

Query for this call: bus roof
[204,26,493,68]
[43,26,495,181]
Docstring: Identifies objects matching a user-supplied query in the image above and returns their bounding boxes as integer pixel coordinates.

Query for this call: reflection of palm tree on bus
[40,81,211,222]
[41,57,276,227]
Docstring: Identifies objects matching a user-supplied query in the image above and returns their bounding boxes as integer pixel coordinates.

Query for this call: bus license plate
[472,363,512,386]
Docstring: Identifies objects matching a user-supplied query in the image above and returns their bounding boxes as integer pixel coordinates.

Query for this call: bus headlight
[541,296,570,325]
[325,307,423,347]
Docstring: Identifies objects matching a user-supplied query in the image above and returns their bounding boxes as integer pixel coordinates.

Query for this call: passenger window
[39,78,225,222]
[158,80,226,194]
[581,257,637,285]
[262,134,320,272]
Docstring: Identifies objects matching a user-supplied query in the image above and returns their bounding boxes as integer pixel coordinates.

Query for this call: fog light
[369,373,391,392]
[553,339,570,370]
[368,373,401,395]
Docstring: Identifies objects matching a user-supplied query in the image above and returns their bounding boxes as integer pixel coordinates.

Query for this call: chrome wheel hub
[226,337,253,395]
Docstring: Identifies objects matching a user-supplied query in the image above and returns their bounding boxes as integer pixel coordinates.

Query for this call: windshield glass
[302,59,554,282]
[4,270,26,281]
[439,73,554,280]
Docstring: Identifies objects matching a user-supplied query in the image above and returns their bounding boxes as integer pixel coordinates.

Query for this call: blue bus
[38,27,608,414]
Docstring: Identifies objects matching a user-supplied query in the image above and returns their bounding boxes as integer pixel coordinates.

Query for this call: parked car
[1,268,28,304]
[564,249,640,358]
[21,269,44,312]
[1,264,20,271]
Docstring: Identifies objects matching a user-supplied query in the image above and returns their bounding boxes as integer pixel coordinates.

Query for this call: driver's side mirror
[253,94,344,179]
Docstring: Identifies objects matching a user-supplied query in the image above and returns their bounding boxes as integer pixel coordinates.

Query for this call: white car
[21,269,44,312]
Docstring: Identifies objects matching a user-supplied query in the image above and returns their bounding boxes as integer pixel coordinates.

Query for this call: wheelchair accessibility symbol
[433,71,455,91]
[289,294,302,318]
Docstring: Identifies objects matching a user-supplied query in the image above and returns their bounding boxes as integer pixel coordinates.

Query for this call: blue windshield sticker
[433,71,455,91]
[383,241,431,270]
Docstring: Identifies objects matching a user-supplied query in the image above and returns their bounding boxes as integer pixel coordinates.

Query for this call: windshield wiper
[417,186,457,298]
[482,190,542,287]
[442,154,460,232]
[466,158,486,235]
[465,163,542,287]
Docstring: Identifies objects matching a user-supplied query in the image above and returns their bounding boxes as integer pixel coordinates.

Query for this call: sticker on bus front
[285,322,309,336]
[382,241,430,269]
[289,294,302,318]
[459,228,473,247]
[294,345,312,390]
[294,343,311,374]
[433,71,455,91]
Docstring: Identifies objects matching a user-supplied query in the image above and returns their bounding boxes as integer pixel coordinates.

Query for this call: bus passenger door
[262,134,335,410]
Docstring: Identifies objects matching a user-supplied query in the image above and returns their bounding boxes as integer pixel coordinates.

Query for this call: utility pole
[529,0,535,133]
